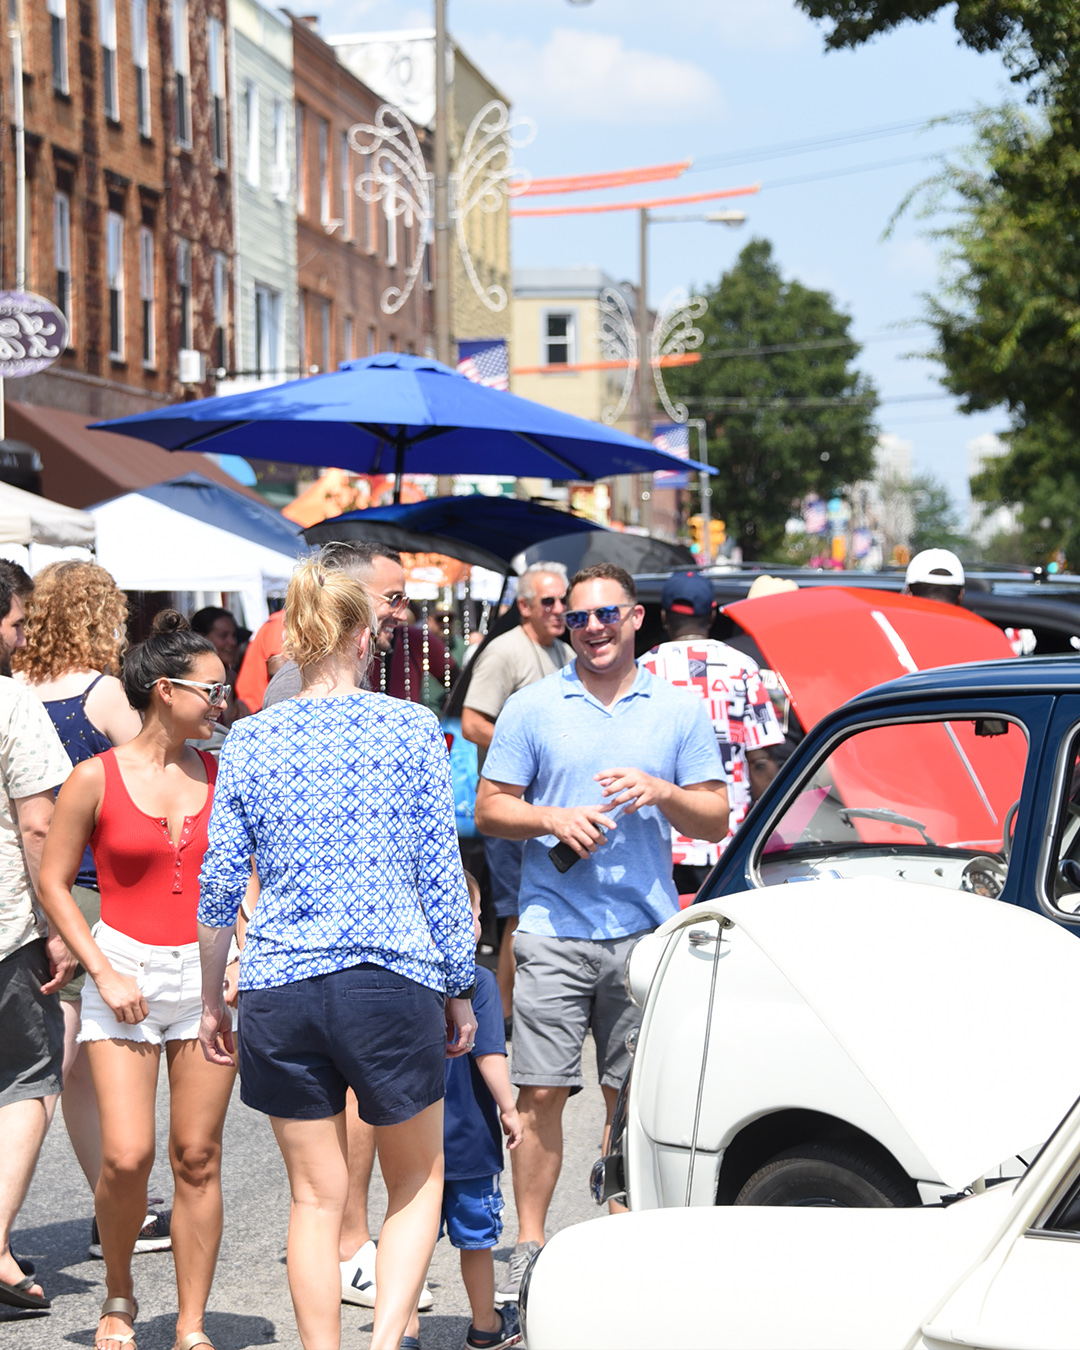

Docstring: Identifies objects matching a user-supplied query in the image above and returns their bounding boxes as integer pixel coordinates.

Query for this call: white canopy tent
[90,492,303,629]
[0,480,97,574]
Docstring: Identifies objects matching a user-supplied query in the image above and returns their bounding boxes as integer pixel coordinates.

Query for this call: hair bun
[150,608,190,636]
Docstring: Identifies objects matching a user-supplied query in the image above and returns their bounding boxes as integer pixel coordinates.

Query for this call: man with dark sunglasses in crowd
[476,563,728,1302]
[461,562,573,1021]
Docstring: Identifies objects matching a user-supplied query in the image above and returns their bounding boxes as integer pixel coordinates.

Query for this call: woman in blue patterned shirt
[196,553,477,1350]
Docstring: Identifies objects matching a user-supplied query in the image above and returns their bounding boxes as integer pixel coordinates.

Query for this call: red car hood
[726,588,1022,851]
[725,586,1015,731]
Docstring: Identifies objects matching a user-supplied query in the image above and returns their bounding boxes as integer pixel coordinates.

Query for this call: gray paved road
[2,1041,607,1349]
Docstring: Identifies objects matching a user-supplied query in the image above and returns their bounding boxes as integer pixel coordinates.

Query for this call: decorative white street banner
[0,292,69,377]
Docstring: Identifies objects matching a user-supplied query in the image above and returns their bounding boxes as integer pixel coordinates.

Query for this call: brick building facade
[0,0,231,420]
[291,16,433,377]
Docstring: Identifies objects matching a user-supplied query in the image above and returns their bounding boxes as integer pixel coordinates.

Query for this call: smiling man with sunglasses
[475,563,728,1299]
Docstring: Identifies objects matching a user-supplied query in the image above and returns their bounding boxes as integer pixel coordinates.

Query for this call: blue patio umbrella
[304,494,604,573]
[92,353,713,501]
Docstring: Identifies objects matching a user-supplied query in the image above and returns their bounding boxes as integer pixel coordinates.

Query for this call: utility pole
[433,0,452,367]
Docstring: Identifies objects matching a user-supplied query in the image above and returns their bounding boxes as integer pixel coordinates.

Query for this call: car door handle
[688,929,717,946]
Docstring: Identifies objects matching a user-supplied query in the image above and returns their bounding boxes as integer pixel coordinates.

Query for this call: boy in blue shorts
[403,872,524,1350]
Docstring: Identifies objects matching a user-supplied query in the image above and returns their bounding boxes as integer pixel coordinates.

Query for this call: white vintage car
[523,883,1080,1350]
[521,1091,1080,1349]
[593,877,1080,1211]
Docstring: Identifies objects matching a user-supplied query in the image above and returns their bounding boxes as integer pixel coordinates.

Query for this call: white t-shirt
[641,638,783,867]
[0,679,72,960]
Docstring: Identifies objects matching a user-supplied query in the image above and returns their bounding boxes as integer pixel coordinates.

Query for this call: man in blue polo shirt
[476,562,727,1300]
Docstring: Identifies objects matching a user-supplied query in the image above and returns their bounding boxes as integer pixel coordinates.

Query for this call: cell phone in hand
[548,800,624,872]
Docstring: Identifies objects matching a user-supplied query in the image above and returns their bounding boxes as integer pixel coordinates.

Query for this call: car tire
[733,1142,918,1208]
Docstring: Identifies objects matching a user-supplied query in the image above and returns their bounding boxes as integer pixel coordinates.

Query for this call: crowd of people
[0,539,964,1350]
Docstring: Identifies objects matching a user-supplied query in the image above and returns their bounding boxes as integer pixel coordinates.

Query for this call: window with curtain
[318,118,330,225]
[107,211,124,358]
[272,99,288,199]
[245,81,260,187]
[100,0,118,120]
[172,0,191,148]
[209,18,227,166]
[213,252,227,371]
[295,103,306,214]
[131,0,151,136]
[54,192,72,322]
[177,238,192,349]
[48,0,68,94]
[339,131,351,239]
[139,225,155,366]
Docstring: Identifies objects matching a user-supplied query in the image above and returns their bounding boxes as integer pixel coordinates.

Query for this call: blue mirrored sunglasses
[563,603,634,630]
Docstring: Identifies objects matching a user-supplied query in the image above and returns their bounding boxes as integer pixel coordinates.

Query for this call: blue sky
[313,0,1017,516]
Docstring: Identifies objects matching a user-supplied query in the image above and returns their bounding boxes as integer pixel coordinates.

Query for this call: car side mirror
[1057,858,1080,893]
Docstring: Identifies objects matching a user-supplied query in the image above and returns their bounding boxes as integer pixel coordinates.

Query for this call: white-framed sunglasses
[148,676,231,705]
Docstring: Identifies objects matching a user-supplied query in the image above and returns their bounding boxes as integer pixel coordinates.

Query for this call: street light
[635,207,746,554]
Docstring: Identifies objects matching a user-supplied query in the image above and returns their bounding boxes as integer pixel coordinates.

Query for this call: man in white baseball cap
[903,548,965,606]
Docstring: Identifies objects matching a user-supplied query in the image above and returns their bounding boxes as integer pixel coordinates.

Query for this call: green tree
[793,2,1080,100]
[667,239,878,560]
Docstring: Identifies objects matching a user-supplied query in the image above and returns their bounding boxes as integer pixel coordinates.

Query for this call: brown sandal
[175,1334,215,1350]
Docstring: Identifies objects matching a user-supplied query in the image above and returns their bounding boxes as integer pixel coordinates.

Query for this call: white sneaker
[340,1239,434,1311]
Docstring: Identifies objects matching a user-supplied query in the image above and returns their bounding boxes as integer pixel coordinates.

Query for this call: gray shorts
[510,930,644,1091]
[0,939,64,1108]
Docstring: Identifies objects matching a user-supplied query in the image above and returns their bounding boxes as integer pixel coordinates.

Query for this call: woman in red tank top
[39,611,237,1350]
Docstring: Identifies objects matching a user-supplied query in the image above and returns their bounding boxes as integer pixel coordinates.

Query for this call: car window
[755,716,1028,896]
[1043,730,1080,918]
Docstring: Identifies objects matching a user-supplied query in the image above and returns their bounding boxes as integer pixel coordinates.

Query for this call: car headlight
[624,930,666,1007]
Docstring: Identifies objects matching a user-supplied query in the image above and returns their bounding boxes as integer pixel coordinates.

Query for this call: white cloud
[464,27,724,126]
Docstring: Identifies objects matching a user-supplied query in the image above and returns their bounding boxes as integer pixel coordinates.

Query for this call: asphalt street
[2,1040,607,1349]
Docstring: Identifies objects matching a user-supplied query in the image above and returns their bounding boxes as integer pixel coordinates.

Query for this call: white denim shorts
[78,921,229,1046]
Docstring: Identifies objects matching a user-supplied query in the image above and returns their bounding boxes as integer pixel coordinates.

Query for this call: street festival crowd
[0,541,967,1350]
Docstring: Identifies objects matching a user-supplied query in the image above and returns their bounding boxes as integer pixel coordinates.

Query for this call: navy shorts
[483,835,524,919]
[440,1174,504,1250]
[237,963,447,1125]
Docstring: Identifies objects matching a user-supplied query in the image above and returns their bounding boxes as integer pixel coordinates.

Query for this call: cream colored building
[511,267,636,432]
[327,29,511,346]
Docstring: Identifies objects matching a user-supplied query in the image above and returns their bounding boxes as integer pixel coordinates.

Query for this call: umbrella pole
[393,434,406,504]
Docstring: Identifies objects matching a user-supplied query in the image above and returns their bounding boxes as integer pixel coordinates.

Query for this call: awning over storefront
[6,401,263,509]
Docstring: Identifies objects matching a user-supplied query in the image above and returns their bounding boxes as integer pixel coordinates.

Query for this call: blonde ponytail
[284,554,377,668]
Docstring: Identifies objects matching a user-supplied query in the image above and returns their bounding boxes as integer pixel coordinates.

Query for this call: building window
[297,290,306,372]
[320,298,331,372]
[106,210,124,359]
[318,118,329,226]
[543,310,576,366]
[100,0,118,121]
[54,191,72,324]
[339,131,351,239]
[208,18,227,166]
[177,238,192,350]
[385,179,397,267]
[364,153,375,253]
[254,284,281,378]
[48,0,68,94]
[367,324,376,355]
[344,315,354,360]
[139,225,154,367]
[131,0,150,136]
[212,252,227,372]
[295,103,306,214]
[272,98,288,199]
[172,0,191,148]
[244,80,259,187]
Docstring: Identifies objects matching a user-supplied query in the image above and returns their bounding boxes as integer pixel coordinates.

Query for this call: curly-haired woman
[13,562,145,1241]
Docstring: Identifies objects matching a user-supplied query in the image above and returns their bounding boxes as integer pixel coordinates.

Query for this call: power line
[763,149,958,190]
[693,328,931,363]
[688,111,968,174]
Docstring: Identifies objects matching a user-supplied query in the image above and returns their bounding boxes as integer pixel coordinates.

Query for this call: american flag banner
[652,421,691,488]
[457,339,510,390]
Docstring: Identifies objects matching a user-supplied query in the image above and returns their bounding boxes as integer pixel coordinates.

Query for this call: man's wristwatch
[452,982,477,1000]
